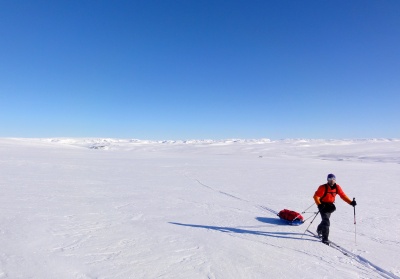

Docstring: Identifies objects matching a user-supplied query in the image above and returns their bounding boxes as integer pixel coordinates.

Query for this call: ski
[306,230,347,253]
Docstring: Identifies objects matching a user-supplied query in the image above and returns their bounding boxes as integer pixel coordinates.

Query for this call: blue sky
[1,1,399,140]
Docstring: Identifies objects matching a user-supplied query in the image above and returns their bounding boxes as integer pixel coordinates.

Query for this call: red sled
[277,209,304,225]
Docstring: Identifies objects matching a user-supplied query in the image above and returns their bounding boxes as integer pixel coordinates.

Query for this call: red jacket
[313,183,352,205]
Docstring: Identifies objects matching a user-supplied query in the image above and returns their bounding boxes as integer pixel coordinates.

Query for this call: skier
[313,174,357,244]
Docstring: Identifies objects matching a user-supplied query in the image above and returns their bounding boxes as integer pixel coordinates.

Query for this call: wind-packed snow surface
[1,138,399,279]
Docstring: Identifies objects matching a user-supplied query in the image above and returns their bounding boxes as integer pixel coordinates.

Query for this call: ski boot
[321,237,330,246]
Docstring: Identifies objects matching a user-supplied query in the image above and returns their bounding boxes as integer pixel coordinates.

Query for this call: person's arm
[313,194,321,205]
[313,186,324,205]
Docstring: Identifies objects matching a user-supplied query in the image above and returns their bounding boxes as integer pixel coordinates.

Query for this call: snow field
[0,138,399,278]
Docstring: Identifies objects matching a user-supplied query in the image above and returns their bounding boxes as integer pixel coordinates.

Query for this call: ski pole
[353,197,356,245]
[301,211,320,239]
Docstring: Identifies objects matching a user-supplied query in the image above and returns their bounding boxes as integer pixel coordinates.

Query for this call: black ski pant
[317,211,331,239]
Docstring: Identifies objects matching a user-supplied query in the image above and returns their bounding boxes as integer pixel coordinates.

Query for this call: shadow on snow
[255,217,289,226]
[169,220,318,242]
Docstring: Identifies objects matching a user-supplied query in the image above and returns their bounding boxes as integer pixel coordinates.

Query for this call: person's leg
[317,211,331,240]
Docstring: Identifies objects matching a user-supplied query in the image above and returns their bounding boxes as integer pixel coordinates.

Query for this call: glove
[350,200,357,207]
[317,204,325,212]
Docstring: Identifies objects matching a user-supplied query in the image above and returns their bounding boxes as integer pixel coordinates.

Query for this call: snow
[0,138,399,278]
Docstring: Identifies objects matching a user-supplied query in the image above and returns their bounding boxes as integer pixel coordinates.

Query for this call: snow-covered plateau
[0,138,399,279]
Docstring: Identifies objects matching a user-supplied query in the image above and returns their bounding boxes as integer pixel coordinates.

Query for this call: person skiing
[313,174,357,244]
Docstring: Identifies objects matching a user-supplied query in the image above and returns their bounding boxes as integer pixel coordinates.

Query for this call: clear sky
[1,1,399,140]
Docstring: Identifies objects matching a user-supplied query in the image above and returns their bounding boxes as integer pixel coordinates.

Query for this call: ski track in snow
[190,176,278,215]
[306,230,400,279]
[190,177,250,203]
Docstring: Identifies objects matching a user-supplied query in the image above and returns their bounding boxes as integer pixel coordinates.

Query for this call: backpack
[320,184,338,203]
[319,184,338,213]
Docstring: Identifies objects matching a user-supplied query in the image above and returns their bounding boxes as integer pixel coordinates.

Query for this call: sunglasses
[328,178,336,181]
